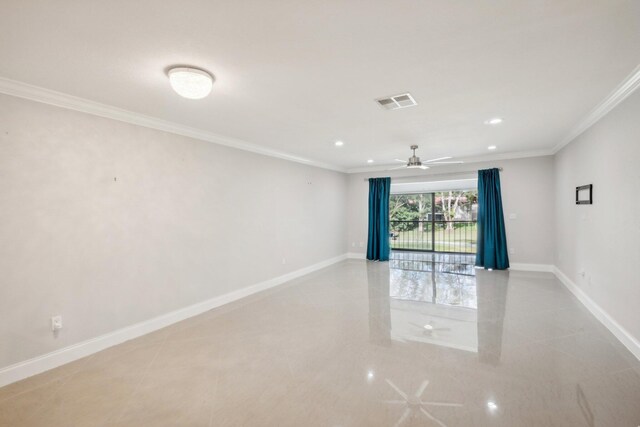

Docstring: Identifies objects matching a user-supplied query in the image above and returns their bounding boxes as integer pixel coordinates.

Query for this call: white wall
[3,83,637,375]
[347,156,556,266]
[555,89,640,344]
[0,94,348,369]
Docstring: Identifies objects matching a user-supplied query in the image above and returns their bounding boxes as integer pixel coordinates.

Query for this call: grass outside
[390,224,477,253]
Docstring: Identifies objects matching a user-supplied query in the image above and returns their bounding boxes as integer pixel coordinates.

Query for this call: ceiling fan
[389,145,463,170]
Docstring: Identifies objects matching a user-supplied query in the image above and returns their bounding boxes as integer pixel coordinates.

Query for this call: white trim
[348,64,640,174]
[553,64,640,153]
[347,252,366,260]
[0,77,345,173]
[509,263,554,273]
[0,253,348,388]
[346,150,554,174]
[3,64,639,173]
[553,266,640,362]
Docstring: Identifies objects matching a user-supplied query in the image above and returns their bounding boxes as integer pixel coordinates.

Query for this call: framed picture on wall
[576,184,593,205]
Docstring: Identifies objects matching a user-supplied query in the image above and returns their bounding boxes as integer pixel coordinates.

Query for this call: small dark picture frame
[576,184,593,205]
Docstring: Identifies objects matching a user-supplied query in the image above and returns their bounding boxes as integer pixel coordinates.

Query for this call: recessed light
[335,141,344,147]
[168,67,214,99]
[484,118,503,125]
[367,159,374,163]
[488,145,497,150]
[487,401,498,411]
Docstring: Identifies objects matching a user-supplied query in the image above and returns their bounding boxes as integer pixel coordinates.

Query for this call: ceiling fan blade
[427,161,464,165]
[424,156,452,163]
[394,159,407,162]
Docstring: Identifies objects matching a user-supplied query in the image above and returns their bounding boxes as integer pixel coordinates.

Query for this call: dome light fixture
[168,67,214,99]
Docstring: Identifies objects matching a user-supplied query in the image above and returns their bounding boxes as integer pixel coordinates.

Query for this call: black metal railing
[389,220,477,254]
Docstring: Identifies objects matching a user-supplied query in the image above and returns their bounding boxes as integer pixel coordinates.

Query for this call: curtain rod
[363,167,503,181]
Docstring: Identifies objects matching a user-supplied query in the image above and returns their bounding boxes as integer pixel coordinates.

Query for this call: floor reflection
[389,252,477,308]
[3,256,639,426]
[383,378,463,427]
[369,251,509,360]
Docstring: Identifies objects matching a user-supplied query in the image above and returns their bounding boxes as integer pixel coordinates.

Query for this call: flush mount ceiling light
[488,145,497,150]
[335,141,344,147]
[367,159,374,163]
[484,117,503,125]
[168,67,214,99]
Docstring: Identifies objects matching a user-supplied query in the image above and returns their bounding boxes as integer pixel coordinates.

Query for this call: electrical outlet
[281,258,286,265]
[509,213,517,220]
[509,247,515,255]
[51,315,62,331]
[359,242,364,247]
[352,242,356,247]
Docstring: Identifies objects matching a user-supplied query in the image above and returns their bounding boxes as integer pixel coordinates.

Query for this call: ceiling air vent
[375,93,417,110]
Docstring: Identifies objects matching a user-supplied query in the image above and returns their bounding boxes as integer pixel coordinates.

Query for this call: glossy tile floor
[1,253,639,426]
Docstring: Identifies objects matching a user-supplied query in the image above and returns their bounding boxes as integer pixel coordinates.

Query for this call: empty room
[1,1,639,426]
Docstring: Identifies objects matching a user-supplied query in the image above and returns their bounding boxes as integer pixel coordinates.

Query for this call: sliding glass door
[390,190,478,253]
[389,193,433,251]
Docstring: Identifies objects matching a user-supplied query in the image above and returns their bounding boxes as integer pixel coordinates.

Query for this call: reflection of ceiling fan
[389,145,463,170]
[409,322,451,337]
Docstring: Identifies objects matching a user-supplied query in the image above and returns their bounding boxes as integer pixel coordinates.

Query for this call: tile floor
[1,253,639,426]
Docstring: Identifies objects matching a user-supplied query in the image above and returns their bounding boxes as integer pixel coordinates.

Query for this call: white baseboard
[348,254,555,271]
[553,266,640,361]
[3,255,636,388]
[0,253,348,388]
[509,263,554,273]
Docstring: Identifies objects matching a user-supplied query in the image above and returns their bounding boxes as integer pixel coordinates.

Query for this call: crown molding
[0,76,346,173]
[553,64,640,153]
[345,149,554,174]
[5,62,637,174]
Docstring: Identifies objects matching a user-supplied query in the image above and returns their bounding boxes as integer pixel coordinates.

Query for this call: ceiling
[1,0,639,171]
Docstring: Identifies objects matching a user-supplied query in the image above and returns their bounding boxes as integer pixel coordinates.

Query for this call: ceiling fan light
[168,67,214,99]
[407,163,428,169]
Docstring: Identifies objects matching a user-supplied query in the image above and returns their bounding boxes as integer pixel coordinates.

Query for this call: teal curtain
[476,168,510,270]
[367,177,391,261]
